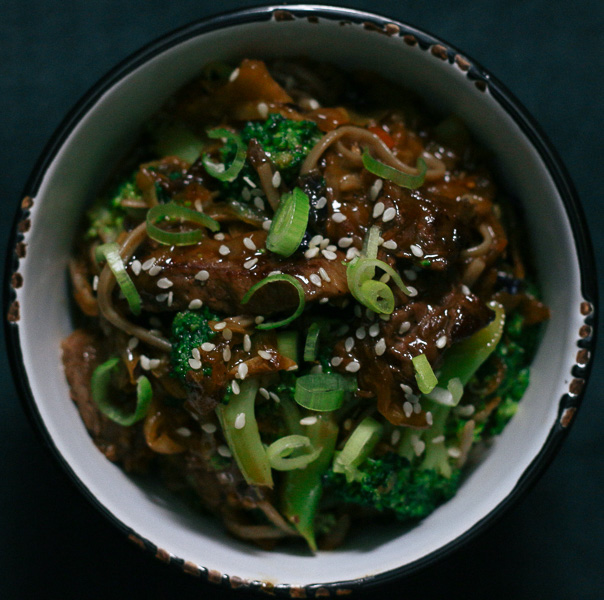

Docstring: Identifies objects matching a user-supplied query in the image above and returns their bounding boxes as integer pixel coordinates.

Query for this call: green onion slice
[146,202,220,246]
[266,188,310,257]
[95,242,141,315]
[91,357,152,426]
[277,331,299,362]
[242,274,305,330]
[266,435,322,471]
[303,322,322,362]
[294,373,355,412]
[362,149,427,190]
[202,128,246,182]
[412,353,438,394]
[362,225,381,260]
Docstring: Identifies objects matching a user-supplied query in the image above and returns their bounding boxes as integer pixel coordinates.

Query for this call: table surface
[2,1,603,599]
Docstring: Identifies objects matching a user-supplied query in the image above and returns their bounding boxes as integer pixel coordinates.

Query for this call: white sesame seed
[188,299,203,310]
[382,207,396,222]
[382,239,397,250]
[222,328,233,341]
[201,342,216,352]
[410,244,424,257]
[448,447,462,458]
[214,321,226,330]
[214,233,226,241]
[322,250,338,260]
[432,435,445,444]
[344,337,354,353]
[316,196,327,209]
[223,347,231,362]
[320,299,328,304]
[406,286,418,297]
[400,383,413,395]
[131,260,142,276]
[157,277,173,289]
[142,258,155,271]
[304,247,320,259]
[310,234,323,247]
[259,387,270,399]
[243,237,257,251]
[346,247,361,260]
[338,237,353,248]
[258,350,272,360]
[300,416,318,426]
[332,212,346,223]
[413,439,426,457]
[373,202,385,218]
[176,427,192,437]
[253,196,265,211]
[243,334,252,352]
[242,187,252,202]
[232,382,241,397]
[229,67,240,82]
[287,365,298,371]
[262,219,272,231]
[320,237,331,250]
[238,362,248,379]
[307,98,320,110]
[195,269,210,282]
[149,264,162,277]
[217,445,232,458]
[188,358,202,370]
[92,275,99,291]
[202,423,217,434]
[436,335,447,349]
[399,321,411,334]
[269,392,281,403]
[156,293,168,302]
[257,101,268,119]
[195,199,203,212]
[255,316,265,324]
[426,411,433,426]
[319,267,331,282]
[375,338,386,356]
[234,412,246,429]
[272,171,282,188]
[326,244,337,253]
[403,402,413,418]
[331,356,343,367]
[345,361,361,373]
[127,337,139,351]
[310,273,322,287]
[413,402,422,414]
[268,270,282,276]
[461,284,471,296]
[244,258,258,269]
[355,327,366,340]
[370,178,383,201]
[310,364,323,373]
[391,430,401,445]
[192,347,201,360]
[219,245,230,256]
[454,404,475,417]
[369,323,380,337]
[242,176,256,188]
[404,269,418,281]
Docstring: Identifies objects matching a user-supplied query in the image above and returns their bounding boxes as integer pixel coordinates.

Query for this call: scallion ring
[266,188,310,257]
[362,225,381,260]
[95,242,142,315]
[146,203,220,246]
[202,128,246,182]
[266,435,322,471]
[241,274,305,330]
[303,322,322,362]
[356,279,395,314]
[294,373,355,411]
[362,149,427,190]
[91,357,152,426]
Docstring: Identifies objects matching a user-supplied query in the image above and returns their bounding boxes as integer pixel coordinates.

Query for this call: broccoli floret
[170,308,219,381]
[220,114,322,198]
[324,452,460,522]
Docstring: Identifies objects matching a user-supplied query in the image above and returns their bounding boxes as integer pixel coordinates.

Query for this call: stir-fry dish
[62,59,550,550]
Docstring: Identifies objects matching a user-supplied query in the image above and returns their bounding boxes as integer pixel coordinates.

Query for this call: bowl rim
[4,3,598,596]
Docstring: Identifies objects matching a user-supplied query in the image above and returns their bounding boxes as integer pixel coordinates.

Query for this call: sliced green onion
[242,274,305,330]
[91,357,152,426]
[95,242,141,315]
[266,435,322,471]
[294,373,355,412]
[266,188,310,257]
[202,128,246,182]
[357,279,395,314]
[277,331,299,362]
[362,149,427,190]
[362,225,381,260]
[425,377,464,407]
[412,353,438,394]
[332,416,383,483]
[146,202,220,246]
[303,322,322,362]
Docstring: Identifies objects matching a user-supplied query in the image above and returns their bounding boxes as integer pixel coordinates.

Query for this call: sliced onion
[95,242,141,315]
[266,188,310,257]
[146,202,220,246]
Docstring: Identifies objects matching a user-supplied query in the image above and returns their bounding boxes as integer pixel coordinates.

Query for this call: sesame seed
[320,237,331,250]
[188,358,202,370]
[326,244,337,252]
[232,382,241,396]
[454,404,475,417]
[156,293,168,302]
[404,269,418,281]
[304,247,319,259]
[244,258,258,269]
[234,412,246,429]
[258,350,272,360]
[403,402,413,418]
[373,202,385,218]
[219,245,230,256]
[201,342,216,352]
[345,337,354,352]
[149,358,161,370]
[370,178,383,200]
[399,321,411,334]
[268,270,282,276]
[346,247,360,260]
[202,423,217,434]
[331,356,343,367]
[436,335,447,349]
[382,207,396,222]
[142,258,155,271]
[375,338,386,356]
[176,427,192,437]
[382,239,397,250]
[413,402,422,414]
[316,196,327,209]
[413,439,426,456]
[255,316,265,324]
[192,347,201,360]
[269,392,281,403]
[410,244,424,257]
[461,284,471,295]
[243,334,251,352]
[214,322,226,330]
[243,237,257,251]
[148,264,162,276]
[217,445,232,458]
[355,327,366,340]
[345,361,361,373]
[432,435,445,444]
[223,347,232,362]
[242,176,256,188]
[406,286,418,297]
[92,275,99,291]
[426,411,433,426]
[310,364,323,374]
[300,416,318,426]
[338,237,353,248]
[259,387,270,399]
[319,267,331,282]
[238,362,248,379]
[188,299,203,310]
[229,67,240,82]
[222,328,233,341]
[310,273,322,287]
[257,101,268,118]
[272,171,282,188]
[310,234,323,247]
[400,383,413,395]
[242,187,252,202]
[195,269,210,282]
[391,430,401,445]
[157,277,173,289]
[369,323,380,337]
[262,220,272,231]
[448,447,462,458]
[322,250,338,260]
[332,212,346,223]
[253,196,265,210]
[287,365,298,371]
[307,98,320,110]
[195,199,203,211]
[131,260,142,276]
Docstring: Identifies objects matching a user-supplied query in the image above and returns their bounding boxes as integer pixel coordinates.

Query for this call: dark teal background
[2,2,603,598]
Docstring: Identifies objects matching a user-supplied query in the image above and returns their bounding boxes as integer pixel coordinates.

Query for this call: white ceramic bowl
[5,5,597,596]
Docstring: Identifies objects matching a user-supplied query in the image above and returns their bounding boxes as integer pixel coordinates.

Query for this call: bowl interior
[12,8,587,589]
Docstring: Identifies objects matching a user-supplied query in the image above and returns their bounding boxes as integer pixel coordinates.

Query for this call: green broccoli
[220,114,322,198]
[170,308,219,381]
